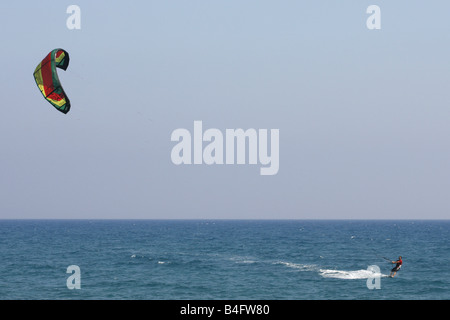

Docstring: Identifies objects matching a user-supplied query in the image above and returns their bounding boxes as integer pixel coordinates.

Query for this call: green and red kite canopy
[33,49,71,114]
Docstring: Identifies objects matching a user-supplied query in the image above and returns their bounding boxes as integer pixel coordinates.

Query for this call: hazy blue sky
[1,1,450,219]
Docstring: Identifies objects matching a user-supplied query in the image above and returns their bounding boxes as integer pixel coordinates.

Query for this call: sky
[1,1,450,219]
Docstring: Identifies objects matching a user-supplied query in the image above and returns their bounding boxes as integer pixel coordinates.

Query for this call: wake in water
[318,268,389,280]
[274,261,318,272]
[276,261,389,279]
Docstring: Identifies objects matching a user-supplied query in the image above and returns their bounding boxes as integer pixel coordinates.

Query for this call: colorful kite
[33,49,71,114]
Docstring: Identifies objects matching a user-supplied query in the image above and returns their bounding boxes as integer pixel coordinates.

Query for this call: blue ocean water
[0,220,448,300]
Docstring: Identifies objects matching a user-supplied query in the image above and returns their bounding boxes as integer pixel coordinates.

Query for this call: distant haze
[1,1,450,219]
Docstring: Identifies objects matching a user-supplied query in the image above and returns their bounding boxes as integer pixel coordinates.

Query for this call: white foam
[239,260,256,264]
[229,256,257,264]
[274,260,391,280]
[319,268,388,280]
[275,261,318,272]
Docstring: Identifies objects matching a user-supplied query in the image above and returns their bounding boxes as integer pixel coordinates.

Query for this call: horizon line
[0,218,448,221]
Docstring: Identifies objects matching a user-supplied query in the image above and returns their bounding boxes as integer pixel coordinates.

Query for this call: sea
[0,220,448,300]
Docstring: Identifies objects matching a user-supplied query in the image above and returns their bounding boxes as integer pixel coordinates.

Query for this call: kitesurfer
[389,256,402,278]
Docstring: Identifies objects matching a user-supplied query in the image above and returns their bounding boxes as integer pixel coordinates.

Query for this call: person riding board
[389,256,402,278]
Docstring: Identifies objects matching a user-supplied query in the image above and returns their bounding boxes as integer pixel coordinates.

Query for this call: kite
[33,49,71,114]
